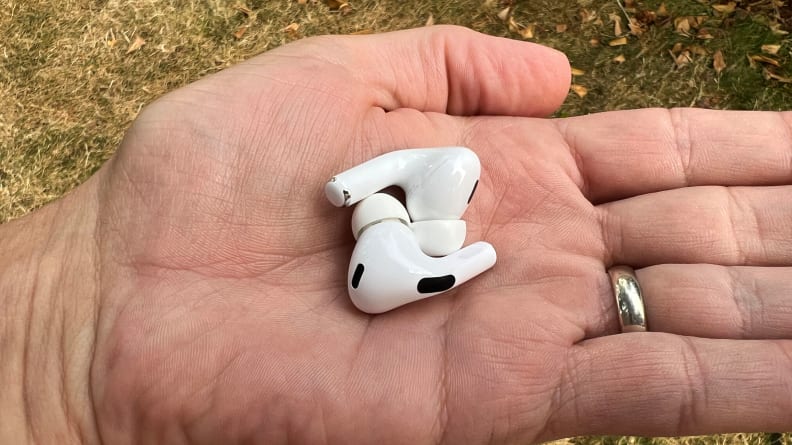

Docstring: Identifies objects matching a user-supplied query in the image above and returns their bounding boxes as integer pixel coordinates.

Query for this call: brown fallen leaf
[324,0,342,9]
[657,3,669,16]
[628,17,643,36]
[613,54,626,63]
[570,84,588,98]
[556,23,568,33]
[338,2,352,14]
[497,7,511,21]
[762,44,781,55]
[570,67,585,76]
[297,0,307,4]
[671,42,684,54]
[712,2,736,13]
[126,35,146,55]
[233,25,248,39]
[688,45,707,56]
[749,54,781,67]
[674,17,690,34]
[282,23,300,33]
[713,50,726,74]
[233,3,253,15]
[691,16,707,28]
[507,17,520,33]
[695,96,723,109]
[580,9,597,23]
[590,38,600,46]
[635,10,657,26]
[609,12,623,36]
[425,14,434,26]
[770,22,790,35]
[673,50,692,68]
[697,28,714,39]
[609,36,628,46]
[520,24,536,39]
[764,68,792,83]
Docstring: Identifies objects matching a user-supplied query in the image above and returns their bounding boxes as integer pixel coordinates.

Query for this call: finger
[542,335,792,439]
[599,185,792,266]
[585,264,792,339]
[638,264,792,339]
[556,108,792,202]
[344,25,571,116]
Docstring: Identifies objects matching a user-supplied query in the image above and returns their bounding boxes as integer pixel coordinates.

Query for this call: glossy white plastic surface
[325,147,481,221]
[348,221,496,314]
[410,220,466,257]
[351,193,466,256]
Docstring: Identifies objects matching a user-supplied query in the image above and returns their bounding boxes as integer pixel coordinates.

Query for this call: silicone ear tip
[351,193,410,239]
[411,220,467,256]
[325,179,348,207]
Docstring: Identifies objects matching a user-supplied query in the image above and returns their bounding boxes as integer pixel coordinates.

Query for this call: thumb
[277,25,572,117]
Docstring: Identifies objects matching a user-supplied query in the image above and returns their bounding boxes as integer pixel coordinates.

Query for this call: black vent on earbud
[351,264,365,289]
[417,275,456,294]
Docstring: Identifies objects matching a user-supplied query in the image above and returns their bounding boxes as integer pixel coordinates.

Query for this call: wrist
[0,174,103,443]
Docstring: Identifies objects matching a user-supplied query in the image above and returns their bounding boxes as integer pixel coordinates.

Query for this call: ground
[0,0,790,443]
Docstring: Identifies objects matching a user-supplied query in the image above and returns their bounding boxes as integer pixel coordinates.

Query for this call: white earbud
[325,147,481,222]
[327,147,481,256]
[347,194,496,314]
[350,194,468,257]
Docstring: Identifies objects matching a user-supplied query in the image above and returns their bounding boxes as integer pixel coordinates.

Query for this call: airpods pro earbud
[326,147,496,313]
[350,195,468,257]
[325,147,481,222]
[327,147,481,256]
[347,194,497,314]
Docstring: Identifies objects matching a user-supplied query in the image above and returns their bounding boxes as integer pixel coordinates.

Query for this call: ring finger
[588,185,792,339]
[638,264,792,339]
[590,263,792,339]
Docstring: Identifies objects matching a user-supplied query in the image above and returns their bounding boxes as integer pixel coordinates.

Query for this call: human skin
[1,25,791,444]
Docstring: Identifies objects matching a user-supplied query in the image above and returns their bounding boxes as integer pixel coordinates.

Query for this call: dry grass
[1,0,791,221]
[566,434,791,445]
[1,0,791,443]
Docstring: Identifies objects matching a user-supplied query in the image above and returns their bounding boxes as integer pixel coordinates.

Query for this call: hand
[4,25,791,444]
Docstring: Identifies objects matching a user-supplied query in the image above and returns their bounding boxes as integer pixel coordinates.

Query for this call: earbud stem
[326,150,416,207]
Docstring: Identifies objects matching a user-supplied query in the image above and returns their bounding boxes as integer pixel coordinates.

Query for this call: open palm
[90,26,792,444]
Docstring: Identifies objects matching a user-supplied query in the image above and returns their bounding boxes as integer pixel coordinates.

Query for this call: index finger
[555,108,792,203]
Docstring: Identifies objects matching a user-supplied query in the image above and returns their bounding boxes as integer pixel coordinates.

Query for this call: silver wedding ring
[607,266,647,333]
